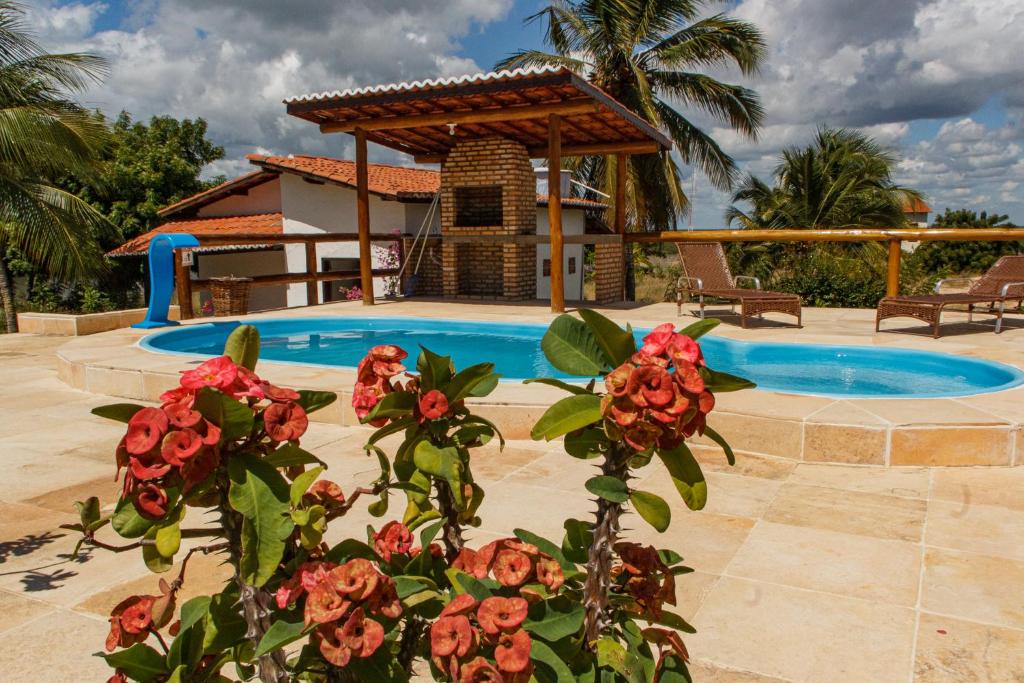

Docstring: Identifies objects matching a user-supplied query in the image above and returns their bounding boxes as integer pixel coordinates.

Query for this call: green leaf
[155,520,182,557]
[142,525,173,572]
[585,475,629,503]
[530,394,602,441]
[178,596,212,633]
[91,403,145,423]
[679,317,720,340]
[513,528,573,573]
[299,505,328,548]
[523,377,590,395]
[289,466,324,507]
[412,441,465,508]
[111,496,155,539]
[75,496,101,528]
[228,455,293,587]
[224,324,260,370]
[325,538,377,563]
[445,362,497,403]
[468,372,500,397]
[561,518,593,565]
[203,586,249,651]
[530,639,576,683]
[579,309,636,367]
[458,415,506,449]
[367,490,389,517]
[367,391,417,420]
[699,367,756,393]
[194,387,254,441]
[564,427,607,459]
[264,443,325,468]
[101,643,168,681]
[629,490,671,532]
[651,609,697,634]
[366,415,417,446]
[254,618,307,658]
[446,570,494,601]
[703,425,736,465]
[656,445,707,511]
[596,638,646,683]
[417,346,453,392]
[541,314,607,376]
[523,597,584,641]
[295,390,338,415]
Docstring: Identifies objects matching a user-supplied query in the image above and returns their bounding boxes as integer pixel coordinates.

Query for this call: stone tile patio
[1,331,1023,681]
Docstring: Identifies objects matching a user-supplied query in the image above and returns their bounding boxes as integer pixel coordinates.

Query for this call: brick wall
[593,243,625,304]
[400,236,443,296]
[440,138,536,300]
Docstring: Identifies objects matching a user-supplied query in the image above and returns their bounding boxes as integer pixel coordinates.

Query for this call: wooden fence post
[886,239,902,297]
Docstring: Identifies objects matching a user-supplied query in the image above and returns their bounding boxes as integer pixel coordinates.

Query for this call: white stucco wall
[279,175,408,306]
[535,208,586,301]
[195,249,288,312]
[196,178,281,217]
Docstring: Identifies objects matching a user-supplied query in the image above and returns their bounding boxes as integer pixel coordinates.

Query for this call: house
[903,198,932,228]
[110,154,604,312]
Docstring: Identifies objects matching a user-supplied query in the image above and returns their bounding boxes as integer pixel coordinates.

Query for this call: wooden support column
[614,153,627,235]
[548,114,564,313]
[304,241,318,306]
[355,128,374,305]
[886,239,902,297]
[174,249,193,319]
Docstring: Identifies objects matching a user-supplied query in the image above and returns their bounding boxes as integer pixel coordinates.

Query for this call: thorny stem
[82,528,219,553]
[324,484,384,522]
[583,445,629,647]
[434,479,464,563]
[397,615,426,673]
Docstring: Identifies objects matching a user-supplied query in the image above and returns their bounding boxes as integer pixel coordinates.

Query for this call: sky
[27,0,1024,228]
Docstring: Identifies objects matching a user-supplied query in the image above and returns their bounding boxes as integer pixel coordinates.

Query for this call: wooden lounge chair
[876,255,1024,337]
[674,242,802,328]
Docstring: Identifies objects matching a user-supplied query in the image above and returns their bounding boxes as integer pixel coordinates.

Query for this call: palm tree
[726,127,921,229]
[497,0,765,230]
[0,1,111,332]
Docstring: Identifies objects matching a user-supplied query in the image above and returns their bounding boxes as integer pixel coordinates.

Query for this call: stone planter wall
[17,306,180,336]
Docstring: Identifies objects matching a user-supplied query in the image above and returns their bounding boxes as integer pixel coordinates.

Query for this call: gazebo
[284,66,673,312]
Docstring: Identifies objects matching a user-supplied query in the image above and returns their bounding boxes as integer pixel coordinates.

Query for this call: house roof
[108,213,283,257]
[902,198,932,214]
[158,171,278,217]
[284,66,672,161]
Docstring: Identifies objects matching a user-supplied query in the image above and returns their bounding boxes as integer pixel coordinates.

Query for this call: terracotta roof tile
[247,154,440,197]
[108,213,283,257]
[902,198,932,214]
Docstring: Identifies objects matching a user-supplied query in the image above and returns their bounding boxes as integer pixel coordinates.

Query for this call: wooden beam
[174,249,193,320]
[887,239,901,297]
[614,153,627,235]
[414,140,659,164]
[321,100,600,133]
[355,128,374,305]
[624,228,1024,243]
[305,241,318,305]
[548,113,565,314]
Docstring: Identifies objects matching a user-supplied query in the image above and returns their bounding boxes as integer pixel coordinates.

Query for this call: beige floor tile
[693,447,797,481]
[690,576,915,682]
[926,500,1024,561]
[805,401,890,425]
[692,412,802,459]
[638,467,781,520]
[631,511,755,575]
[921,547,1024,630]
[0,607,112,681]
[853,399,1009,426]
[687,659,789,682]
[929,466,1024,512]
[789,462,929,499]
[891,426,1013,466]
[0,589,56,636]
[475,481,594,541]
[672,571,720,623]
[764,483,926,542]
[21,474,123,514]
[913,612,1024,682]
[727,521,921,606]
[501,449,596,490]
[803,422,887,464]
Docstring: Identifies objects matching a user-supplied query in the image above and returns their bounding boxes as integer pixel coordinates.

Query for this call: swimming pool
[140,316,1024,399]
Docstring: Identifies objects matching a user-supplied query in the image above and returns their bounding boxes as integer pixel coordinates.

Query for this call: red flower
[260,381,300,403]
[640,323,676,356]
[459,657,504,682]
[105,595,155,651]
[330,559,380,601]
[162,400,202,429]
[476,596,528,635]
[160,428,203,466]
[125,408,169,455]
[303,480,346,510]
[626,365,675,408]
[418,389,450,421]
[352,377,390,426]
[317,624,352,667]
[623,421,661,452]
[304,582,351,626]
[199,419,221,446]
[359,345,408,380]
[263,402,308,442]
[373,521,414,562]
[134,484,169,519]
[275,561,337,608]
[229,366,265,400]
[366,576,402,619]
[452,547,489,580]
[128,450,172,481]
[535,557,565,592]
[107,671,128,683]
[430,615,475,658]
[667,334,703,366]
[180,448,218,490]
[494,629,532,673]
[697,390,715,414]
[492,549,532,587]
[180,356,238,392]
[673,360,704,394]
[339,607,385,658]
[439,594,479,618]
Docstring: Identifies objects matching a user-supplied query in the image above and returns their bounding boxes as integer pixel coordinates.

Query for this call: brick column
[593,243,625,304]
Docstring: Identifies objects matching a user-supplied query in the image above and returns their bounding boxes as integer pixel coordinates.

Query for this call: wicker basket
[209,276,252,317]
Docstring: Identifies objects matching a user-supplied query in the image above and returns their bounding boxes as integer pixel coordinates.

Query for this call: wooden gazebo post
[548,114,564,313]
[355,128,374,305]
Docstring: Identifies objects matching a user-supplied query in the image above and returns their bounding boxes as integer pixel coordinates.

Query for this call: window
[454,185,503,227]
[542,259,551,277]
[568,257,576,274]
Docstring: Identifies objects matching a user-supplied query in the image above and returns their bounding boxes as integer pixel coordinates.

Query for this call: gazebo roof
[284,66,672,162]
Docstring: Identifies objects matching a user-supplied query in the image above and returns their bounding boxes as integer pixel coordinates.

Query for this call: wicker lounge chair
[876,255,1024,337]
[674,242,802,328]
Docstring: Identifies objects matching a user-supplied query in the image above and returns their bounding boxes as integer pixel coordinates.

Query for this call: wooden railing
[624,228,1024,296]
[175,232,404,319]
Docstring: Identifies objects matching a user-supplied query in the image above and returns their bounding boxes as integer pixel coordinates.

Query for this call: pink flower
[418,389,449,421]
[373,521,414,562]
[135,483,169,519]
[160,429,203,466]
[263,402,308,442]
[180,356,238,392]
[125,408,169,455]
[667,334,703,366]
[640,323,676,356]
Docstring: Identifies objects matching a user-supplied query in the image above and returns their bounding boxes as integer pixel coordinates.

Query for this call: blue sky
[29,0,1024,226]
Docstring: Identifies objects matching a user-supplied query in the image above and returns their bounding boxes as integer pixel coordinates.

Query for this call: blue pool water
[140,316,1024,399]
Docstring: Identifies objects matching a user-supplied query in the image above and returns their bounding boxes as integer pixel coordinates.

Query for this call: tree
[498,0,766,230]
[912,209,1022,275]
[0,1,111,332]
